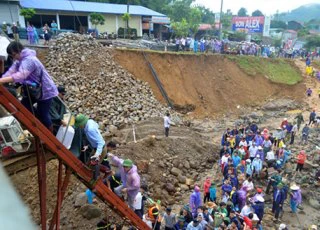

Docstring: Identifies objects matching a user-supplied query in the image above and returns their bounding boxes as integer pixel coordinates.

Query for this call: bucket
[56,125,75,149]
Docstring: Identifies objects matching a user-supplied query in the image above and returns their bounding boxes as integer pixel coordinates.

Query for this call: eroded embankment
[114,50,305,117]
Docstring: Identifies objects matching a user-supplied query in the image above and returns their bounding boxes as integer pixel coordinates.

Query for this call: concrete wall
[96,14,117,34]
[97,14,142,36]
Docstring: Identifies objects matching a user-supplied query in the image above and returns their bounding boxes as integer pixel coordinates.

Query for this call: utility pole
[219,0,224,40]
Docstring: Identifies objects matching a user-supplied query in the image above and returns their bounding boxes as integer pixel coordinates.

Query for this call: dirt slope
[114,51,304,118]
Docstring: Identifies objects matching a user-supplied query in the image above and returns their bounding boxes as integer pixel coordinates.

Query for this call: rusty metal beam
[55,160,63,230]
[49,167,71,230]
[35,137,47,230]
[0,86,150,230]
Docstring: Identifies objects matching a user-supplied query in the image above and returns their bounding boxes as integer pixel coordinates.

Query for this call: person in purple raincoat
[0,42,58,130]
[255,146,265,161]
[289,183,302,213]
[109,153,140,210]
[189,186,202,217]
[237,186,248,211]
[26,22,34,44]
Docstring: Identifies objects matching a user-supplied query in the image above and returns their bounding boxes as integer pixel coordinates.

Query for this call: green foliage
[188,7,202,36]
[118,27,137,38]
[297,27,310,38]
[229,31,246,41]
[273,38,282,48]
[252,10,264,17]
[270,20,287,29]
[228,56,302,85]
[171,19,189,37]
[89,12,105,28]
[194,5,215,24]
[122,13,131,22]
[305,35,320,49]
[20,8,36,19]
[221,12,232,30]
[164,0,194,22]
[237,8,248,17]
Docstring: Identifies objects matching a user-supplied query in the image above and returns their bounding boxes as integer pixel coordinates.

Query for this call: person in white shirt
[242,177,254,191]
[164,112,171,137]
[240,203,253,217]
[266,150,275,167]
[239,138,248,148]
[249,142,258,161]
[290,122,298,145]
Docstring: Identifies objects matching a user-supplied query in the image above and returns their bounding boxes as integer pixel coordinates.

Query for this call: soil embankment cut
[114,51,305,117]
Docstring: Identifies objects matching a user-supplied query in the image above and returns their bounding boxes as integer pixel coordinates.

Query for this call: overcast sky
[194,0,318,16]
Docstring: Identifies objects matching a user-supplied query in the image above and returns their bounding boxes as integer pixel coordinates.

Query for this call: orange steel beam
[0,86,150,230]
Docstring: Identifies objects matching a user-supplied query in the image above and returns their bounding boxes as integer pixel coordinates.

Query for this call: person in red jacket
[295,150,307,176]
[203,177,211,204]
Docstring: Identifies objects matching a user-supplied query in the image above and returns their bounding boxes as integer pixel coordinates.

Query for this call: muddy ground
[2,49,320,229]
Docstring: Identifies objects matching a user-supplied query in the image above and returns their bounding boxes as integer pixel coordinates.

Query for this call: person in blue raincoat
[252,155,263,178]
[193,40,198,53]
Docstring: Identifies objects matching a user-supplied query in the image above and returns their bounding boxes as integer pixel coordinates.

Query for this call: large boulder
[79,204,102,220]
[74,192,87,207]
[170,167,182,176]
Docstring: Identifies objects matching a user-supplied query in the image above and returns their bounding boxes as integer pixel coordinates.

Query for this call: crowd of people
[1,20,59,45]
[1,38,320,230]
[172,37,320,61]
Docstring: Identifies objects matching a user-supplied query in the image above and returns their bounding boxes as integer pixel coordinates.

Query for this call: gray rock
[74,192,87,207]
[184,161,190,169]
[170,167,182,176]
[309,198,320,209]
[165,183,176,193]
[178,174,187,184]
[79,204,102,220]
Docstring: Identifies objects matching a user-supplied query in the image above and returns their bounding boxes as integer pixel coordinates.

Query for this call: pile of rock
[46,33,168,129]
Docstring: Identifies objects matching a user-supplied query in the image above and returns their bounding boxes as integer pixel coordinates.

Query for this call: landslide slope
[114,51,304,117]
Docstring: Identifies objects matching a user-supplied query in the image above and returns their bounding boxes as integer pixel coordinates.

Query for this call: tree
[252,10,264,17]
[122,12,131,38]
[195,5,215,24]
[89,12,105,29]
[305,35,320,49]
[221,12,232,30]
[171,18,189,37]
[163,0,194,22]
[20,8,36,20]
[237,8,248,17]
[273,38,282,48]
[297,27,309,38]
[188,7,202,37]
[229,31,246,41]
[270,20,287,29]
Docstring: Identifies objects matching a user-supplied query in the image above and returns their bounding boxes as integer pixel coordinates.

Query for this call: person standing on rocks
[290,122,298,145]
[108,154,140,209]
[289,183,302,213]
[189,186,202,218]
[294,150,307,176]
[0,41,58,130]
[164,112,171,137]
[203,177,211,204]
[295,113,304,131]
[301,124,310,145]
[272,183,286,222]
[309,109,316,126]
[74,114,106,180]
